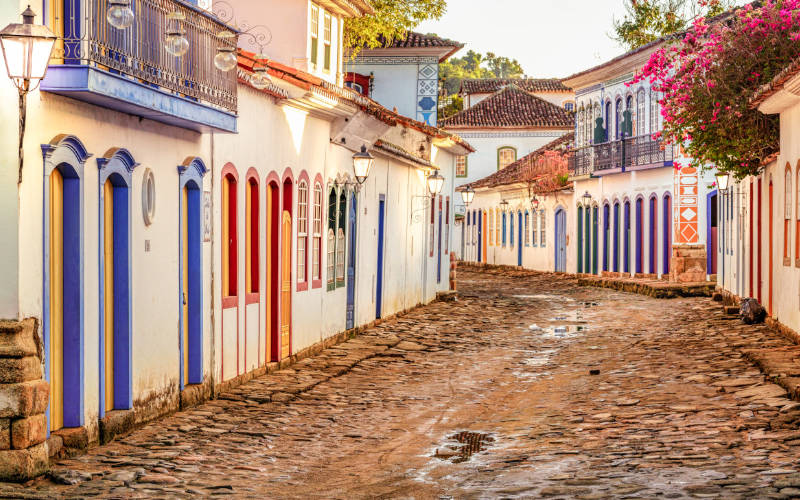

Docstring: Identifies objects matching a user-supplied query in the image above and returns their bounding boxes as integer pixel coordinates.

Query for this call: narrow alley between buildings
[6,268,800,499]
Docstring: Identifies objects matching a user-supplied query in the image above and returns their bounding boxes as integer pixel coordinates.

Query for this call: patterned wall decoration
[674,162,700,244]
[417,63,439,126]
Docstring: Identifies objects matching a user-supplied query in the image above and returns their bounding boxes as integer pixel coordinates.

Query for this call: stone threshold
[578,275,715,298]
[43,298,435,465]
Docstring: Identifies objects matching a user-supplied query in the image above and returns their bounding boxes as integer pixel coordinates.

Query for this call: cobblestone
[3,269,800,498]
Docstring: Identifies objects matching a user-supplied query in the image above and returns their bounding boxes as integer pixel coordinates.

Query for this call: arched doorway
[769,178,774,315]
[179,158,207,389]
[623,200,631,273]
[649,195,657,274]
[707,191,718,275]
[663,193,672,275]
[603,203,610,272]
[517,211,523,266]
[635,197,643,274]
[266,178,280,362]
[98,149,137,415]
[592,205,598,274]
[43,135,90,432]
[554,208,566,272]
[280,176,293,360]
[577,205,584,273]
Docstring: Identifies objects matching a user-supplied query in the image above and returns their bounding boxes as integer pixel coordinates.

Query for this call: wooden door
[280,211,291,359]
[555,209,566,272]
[181,187,189,385]
[104,180,115,412]
[49,169,64,431]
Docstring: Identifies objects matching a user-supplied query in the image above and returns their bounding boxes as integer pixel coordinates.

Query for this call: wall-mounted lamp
[715,171,730,193]
[426,171,444,197]
[352,145,374,185]
[461,185,475,206]
[581,190,592,205]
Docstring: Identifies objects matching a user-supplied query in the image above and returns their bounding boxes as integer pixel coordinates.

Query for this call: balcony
[568,134,674,178]
[40,0,238,133]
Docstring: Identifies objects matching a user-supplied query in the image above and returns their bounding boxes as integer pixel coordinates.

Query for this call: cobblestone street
[7,268,800,499]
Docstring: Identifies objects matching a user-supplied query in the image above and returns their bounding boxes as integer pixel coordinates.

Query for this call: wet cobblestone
[4,269,800,498]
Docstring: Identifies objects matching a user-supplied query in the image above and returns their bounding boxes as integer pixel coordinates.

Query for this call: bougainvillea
[632,1,800,179]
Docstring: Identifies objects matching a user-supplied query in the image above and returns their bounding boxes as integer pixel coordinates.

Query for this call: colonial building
[457,133,575,272]
[460,78,575,111]
[441,80,574,187]
[0,0,471,473]
[714,57,800,336]
[344,32,463,126]
[562,41,716,280]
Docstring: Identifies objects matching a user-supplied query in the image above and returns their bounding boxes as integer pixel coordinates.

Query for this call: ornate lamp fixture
[164,11,189,57]
[427,171,444,197]
[715,171,730,192]
[582,190,592,205]
[213,30,238,71]
[352,145,374,185]
[107,0,135,30]
[462,186,475,206]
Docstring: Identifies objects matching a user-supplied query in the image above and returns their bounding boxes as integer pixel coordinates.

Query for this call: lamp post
[427,171,444,197]
[352,145,374,185]
[531,195,540,211]
[462,185,475,206]
[0,6,57,184]
[715,171,730,193]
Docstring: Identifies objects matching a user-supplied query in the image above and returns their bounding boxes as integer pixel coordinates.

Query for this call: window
[313,182,322,283]
[576,107,584,147]
[488,209,493,246]
[222,173,238,299]
[532,211,538,247]
[498,147,516,170]
[297,180,309,283]
[327,188,336,290]
[246,177,259,294]
[502,212,507,245]
[345,82,363,94]
[564,101,574,111]
[323,12,332,72]
[455,156,467,177]
[510,213,514,247]
[650,90,660,135]
[310,4,319,68]
[524,211,530,246]
[495,208,500,244]
[785,166,792,262]
[336,191,346,286]
[615,98,623,139]
[637,89,646,136]
[540,210,546,247]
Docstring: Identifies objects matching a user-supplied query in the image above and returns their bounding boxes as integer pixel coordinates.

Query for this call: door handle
[182,292,187,306]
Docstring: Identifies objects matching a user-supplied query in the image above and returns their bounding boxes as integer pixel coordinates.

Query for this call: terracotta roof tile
[461,78,571,94]
[459,132,574,190]
[375,31,463,49]
[751,55,800,109]
[441,85,575,129]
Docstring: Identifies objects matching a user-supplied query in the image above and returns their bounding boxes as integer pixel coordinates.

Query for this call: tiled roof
[375,31,463,49]
[237,51,474,153]
[441,85,575,129]
[459,132,574,190]
[750,55,800,108]
[461,78,571,95]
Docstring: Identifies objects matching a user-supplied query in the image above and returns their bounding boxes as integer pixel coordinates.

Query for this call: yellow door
[49,169,64,431]
[103,181,115,412]
[265,187,273,362]
[182,187,189,384]
[280,211,291,360]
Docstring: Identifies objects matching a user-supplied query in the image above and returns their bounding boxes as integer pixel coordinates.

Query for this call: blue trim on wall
[41,66,237,133]
[178,158,208,388]
[97,149,138,416]
[41,135,91,431]
[623,201,631,273]
[603,204,610,272]
[613,203,620,272]
[707,190,717,274]
[635,197,643,274]
[649,195,657,274]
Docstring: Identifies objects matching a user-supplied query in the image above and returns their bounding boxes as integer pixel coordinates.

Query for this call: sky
[416,0,743,79]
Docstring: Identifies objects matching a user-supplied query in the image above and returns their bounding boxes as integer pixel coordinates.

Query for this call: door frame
[376,195,386,319]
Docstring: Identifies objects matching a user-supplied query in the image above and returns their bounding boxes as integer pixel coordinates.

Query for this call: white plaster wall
[16,91,212,428]
[450,131,572,187]
[345,62,419,119]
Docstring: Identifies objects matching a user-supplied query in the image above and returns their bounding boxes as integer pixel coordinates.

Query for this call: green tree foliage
[612,0,734,50]
[438,51,525,118]
[344,0,447,56]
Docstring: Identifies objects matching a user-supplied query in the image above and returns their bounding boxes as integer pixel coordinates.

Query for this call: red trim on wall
[266,178,281,363]
[245,292,259,305]
[312,173,324,289]
[222,296,238,309]
[283,178,294,358]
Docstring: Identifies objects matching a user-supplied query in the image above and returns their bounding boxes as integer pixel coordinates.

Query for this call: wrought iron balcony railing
[56,0,237,112]
[569,134,673,176]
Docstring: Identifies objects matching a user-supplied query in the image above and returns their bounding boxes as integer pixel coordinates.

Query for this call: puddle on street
[434,432,496,464]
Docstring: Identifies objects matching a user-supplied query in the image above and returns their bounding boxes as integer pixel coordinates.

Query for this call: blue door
[376,197,385,319]
[436,198,443,283]
[517,211,523,266]
[477,210,483,263]
[555,208,566,272]
[346,194,357,329]
[624,201,631,273]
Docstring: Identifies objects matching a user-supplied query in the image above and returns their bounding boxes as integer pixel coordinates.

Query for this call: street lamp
[582,190,592,205]
[213,30,238,72]
[0,6,57,184]
[427,171,444,197]
[461,185,475,206]
[500,199,509,210]
[107,0,135,30]
[531,195,540,210]
[352,145,374,185]
[164,11,189,57]
[715,171,730,192]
